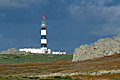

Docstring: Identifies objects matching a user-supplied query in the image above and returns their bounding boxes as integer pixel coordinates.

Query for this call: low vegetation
[0,76,120,80]
[0,54,73,64]
[0,53,120,79]
[0,76,84,80]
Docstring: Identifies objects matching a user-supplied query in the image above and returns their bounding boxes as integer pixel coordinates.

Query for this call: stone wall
[72,34,120,62]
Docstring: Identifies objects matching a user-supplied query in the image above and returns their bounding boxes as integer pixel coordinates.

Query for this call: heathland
[0,53,120,80]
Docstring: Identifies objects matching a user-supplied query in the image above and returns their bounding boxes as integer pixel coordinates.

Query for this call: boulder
[72,34,120,62]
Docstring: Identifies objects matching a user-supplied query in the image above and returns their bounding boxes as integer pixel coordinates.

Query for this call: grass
[0,76,84,80]
[0,76,119,80]
[0,54,73,64]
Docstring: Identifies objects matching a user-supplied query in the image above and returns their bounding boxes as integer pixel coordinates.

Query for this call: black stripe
[41,44,47,47]
[41,28,46,30]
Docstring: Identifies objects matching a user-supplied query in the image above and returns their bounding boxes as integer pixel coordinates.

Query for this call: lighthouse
[41,16,48,53]
[19,16,66,54]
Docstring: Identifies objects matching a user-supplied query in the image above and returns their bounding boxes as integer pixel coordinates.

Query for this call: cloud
[0,0,48,13]
[61,0,65,3]
[68,0,120,36]
[68,0,120,22]
[90,24,120,36]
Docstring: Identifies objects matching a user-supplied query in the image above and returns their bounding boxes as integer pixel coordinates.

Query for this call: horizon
[0,0,120,54]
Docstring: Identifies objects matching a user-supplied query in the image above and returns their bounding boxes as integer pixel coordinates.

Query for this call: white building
[19,48,51,54]
[52,51,66,54]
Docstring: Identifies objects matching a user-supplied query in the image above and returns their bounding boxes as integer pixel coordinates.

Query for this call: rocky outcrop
[0,48,29,54]
[29,69,120,78]
[72,34,120,62]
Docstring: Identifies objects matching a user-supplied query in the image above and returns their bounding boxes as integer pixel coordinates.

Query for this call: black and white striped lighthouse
[41,16,47,50]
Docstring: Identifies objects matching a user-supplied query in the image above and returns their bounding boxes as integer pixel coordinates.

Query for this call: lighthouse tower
[41,16,48,53]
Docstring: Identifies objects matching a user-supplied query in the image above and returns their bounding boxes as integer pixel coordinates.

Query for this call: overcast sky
[0,0,120,53]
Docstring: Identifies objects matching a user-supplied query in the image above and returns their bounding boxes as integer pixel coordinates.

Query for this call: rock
[72,34,120,62]
[0,48,29,54]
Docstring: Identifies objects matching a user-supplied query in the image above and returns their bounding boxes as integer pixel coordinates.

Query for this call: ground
[0,53,120,80]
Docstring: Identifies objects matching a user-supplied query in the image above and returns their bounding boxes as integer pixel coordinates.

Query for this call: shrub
[53,76,62,78]
[61,77,72,80]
